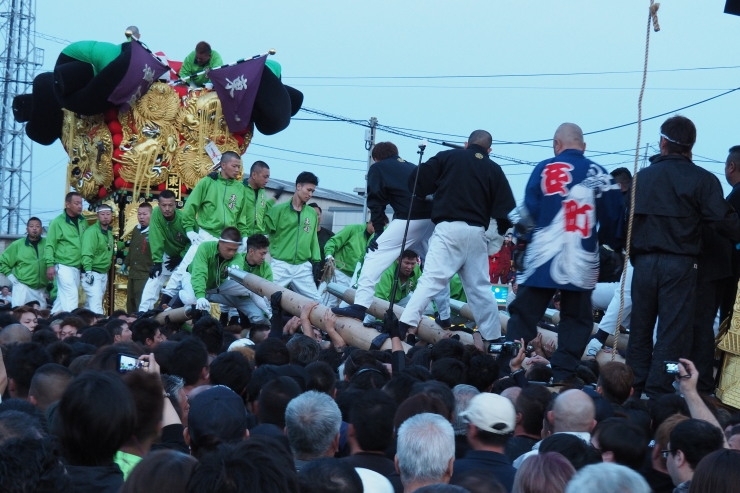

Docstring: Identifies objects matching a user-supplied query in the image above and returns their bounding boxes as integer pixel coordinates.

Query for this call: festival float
[13,35,302,311]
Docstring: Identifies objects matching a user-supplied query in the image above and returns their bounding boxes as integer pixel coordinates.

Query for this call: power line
[285,64,740,80]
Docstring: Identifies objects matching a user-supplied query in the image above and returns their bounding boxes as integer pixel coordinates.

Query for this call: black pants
[692,275,728,394]
[506,285,593,382]
[627,253,697,398]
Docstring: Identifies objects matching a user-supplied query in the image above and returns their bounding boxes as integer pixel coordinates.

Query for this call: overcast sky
[24,0,740,226]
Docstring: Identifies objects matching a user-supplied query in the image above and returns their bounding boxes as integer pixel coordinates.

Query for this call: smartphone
[664,361,681,375]
[117,353,141,373]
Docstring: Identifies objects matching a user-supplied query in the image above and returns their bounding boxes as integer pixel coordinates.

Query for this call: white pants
[10,280,47,309]
[399,222,501,340]
[51,264,80,314]
[179,275,271,323]
[139,253,176,311]
[163,230,217,298]
[355,218,448,308]
[594,263,634,335]
[82,271,108,314]
[319,269,352,307]
[271,259,321,302]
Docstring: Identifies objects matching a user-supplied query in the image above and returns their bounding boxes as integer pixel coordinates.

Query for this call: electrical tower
[0,0,42,234]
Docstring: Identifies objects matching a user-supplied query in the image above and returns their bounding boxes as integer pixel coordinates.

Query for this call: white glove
[187,231,201,246]
[485,218,504,256]
[238,237,248,253]
[7,274,19,285]
[83,272,94,285]
[195,298,211,310]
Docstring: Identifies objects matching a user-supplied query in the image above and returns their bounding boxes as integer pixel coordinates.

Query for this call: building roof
[265,177,364,206]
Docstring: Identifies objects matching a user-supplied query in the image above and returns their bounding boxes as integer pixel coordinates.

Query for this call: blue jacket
[518,149,623,291]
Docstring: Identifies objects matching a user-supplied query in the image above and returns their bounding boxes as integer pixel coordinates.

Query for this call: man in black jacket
[628,116,740,398]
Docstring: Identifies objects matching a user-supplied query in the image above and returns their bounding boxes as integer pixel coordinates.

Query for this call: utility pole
[0,0,41,234]
[361,116,377,221]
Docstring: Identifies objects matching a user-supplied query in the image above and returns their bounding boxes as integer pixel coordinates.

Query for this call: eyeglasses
[661,449,674,459]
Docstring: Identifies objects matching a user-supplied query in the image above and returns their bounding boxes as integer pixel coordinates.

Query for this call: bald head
[0,324,31,346]
[467,130,493,149]
[553,123,586,155]
[551,389,596,433]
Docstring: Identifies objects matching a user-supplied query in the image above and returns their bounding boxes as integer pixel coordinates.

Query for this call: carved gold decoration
[61,110,113,201]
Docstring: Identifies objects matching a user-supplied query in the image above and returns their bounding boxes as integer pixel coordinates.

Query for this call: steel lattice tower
[0,0,41,234]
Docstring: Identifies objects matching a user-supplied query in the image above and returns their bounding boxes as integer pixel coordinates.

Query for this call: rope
[611,1,660,361]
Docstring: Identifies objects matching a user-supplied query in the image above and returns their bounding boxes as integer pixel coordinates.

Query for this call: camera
[664,361,681,375]
[488,341,522,356]
[117,353,142,373]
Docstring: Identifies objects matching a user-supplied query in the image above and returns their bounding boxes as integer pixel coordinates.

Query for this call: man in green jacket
[321,221,377,307]
[164,151,249,302]
[179,229,272,323]
[0,217,48,308]
[178,41,222,87]
[265,171,321,302]
[138,190,190,311]
[81,204,115,314]
[243,160,283,236]
[45,192,87,314]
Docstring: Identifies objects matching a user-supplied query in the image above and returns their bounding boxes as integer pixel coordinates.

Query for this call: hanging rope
[611,2,660,361]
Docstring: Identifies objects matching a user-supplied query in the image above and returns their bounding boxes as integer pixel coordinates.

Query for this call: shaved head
[551,389,595,433]
[467,130,493,149]
[553,123,586,153]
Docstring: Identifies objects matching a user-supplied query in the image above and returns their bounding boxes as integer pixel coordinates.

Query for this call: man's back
[632,154,740,255]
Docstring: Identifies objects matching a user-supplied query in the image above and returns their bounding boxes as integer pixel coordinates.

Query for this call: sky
[21,0,740,228]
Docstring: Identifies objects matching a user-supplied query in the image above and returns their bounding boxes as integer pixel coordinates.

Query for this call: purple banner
[209,55,267,133]
[108,41,170,112]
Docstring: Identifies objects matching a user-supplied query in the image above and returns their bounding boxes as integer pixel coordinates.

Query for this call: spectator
[130,318,166,349]
[5,342,51,398]
[665,418,725,493]
[184,385,249,459]
[298,458,365,493]
[513,389,596,468]
[565,462,651,493]
[451,384,480,459]
[592,418,648,470]
[186,435,299,493]
[209,351,252,401]
[285,390,342,470]
[0,436,71,493]
[54,371,136,493]
[121,450,197,493]
[252,375,301,440]
[396,412,455,492]
[688,448,740,493]
[512,452,575,493]
[538,433,601,471]
[450,392,517,492]
[505,385,551,462]
[27,363,72,411]
[341,389,402,492]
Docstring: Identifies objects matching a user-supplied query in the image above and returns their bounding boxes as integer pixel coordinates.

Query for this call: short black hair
[594,417,648,470]
[295,171,318,186]
[250,160,270,174]
[371,142,399,161]
[56,371,136,466]
[669,418,724,470]
[304,361,337,395]
[257,376,301,427]
[192,316,224,355]
[247,234,270,251]
[431,358,467,389]
[349,389,396,452]
[254,338,290,367]
[660,115,696,153]
[158,189,177,200]
[220,226,241,243]
[286,334,321,367]
[5,343,52,398]
[169,337,208,386]
[130,318,161,345]
[26,217,41,226]
[298,458,362,493]
[209,351,252,399]
[186,435,299,493]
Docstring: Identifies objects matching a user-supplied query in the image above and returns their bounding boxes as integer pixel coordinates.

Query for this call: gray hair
[396,412,455,485]
[452,384,480,435]
[285,391,341,460]
[565,463,651,493]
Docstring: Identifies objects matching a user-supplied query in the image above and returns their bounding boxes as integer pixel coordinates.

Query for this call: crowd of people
[0,120,739,492]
